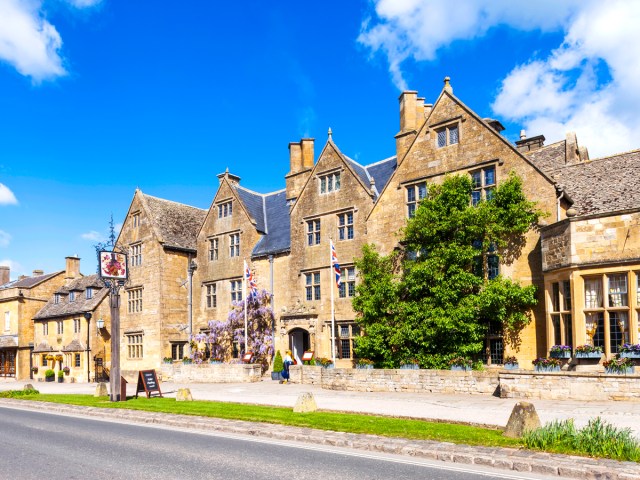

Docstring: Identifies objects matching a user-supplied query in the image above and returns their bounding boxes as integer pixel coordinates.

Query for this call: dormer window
[54,294,60,304]
[218,201,233,218]
[436,124,459,148]
[320,172,340,194]
[86,288,93,300]
[69,291,75,302]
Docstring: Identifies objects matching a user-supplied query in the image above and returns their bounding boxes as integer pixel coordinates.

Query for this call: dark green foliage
[44,369,55,378]
[0,388,40,398]
[353,173,542,368]
[272,350,284,373]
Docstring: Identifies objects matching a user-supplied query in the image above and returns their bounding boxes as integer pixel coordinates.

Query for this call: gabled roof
[0,271,62,291]
[252,190,290,257]
[549,149,640,216]
[525,140,567,173]
[33,274,108,320]
[141,193,207,251]
[343,155,397,199]
[236,186,267,233]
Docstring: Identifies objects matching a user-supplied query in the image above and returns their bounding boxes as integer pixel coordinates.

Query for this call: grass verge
[1,392,520,448]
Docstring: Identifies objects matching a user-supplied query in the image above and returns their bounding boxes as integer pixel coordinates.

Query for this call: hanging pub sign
[98,251,128,283]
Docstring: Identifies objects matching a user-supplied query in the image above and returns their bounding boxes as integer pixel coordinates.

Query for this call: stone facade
[160,362,261,383]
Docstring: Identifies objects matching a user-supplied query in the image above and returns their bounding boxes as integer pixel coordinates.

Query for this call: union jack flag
[244,260,258,298]
[330,240,341,287]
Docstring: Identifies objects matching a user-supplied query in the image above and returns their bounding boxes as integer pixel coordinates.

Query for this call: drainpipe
[269,254,275,343]
[186,257,197,358]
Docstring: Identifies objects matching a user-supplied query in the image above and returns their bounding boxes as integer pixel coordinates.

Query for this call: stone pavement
[2,378,640,478]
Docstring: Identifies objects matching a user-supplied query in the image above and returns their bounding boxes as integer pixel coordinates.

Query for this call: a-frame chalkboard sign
[135,369,163,398]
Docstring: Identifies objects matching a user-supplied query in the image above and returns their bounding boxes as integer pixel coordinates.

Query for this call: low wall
[500,371,640,401]
[160,363,262,383]
[290,366,500,395]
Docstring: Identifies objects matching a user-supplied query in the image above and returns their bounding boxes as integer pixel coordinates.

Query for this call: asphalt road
[0,406,554,480]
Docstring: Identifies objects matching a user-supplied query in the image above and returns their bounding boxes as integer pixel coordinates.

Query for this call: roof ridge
[552,148,640,173]
[588,147,640,162]
[236,184,286,198]
[261,194,268,234]
[141,192,206,212]
[344,155,373,184]
[364,155,397,168]
[525,139,565,152]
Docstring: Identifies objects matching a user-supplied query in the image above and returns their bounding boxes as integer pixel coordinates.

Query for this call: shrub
[0,388,40,398]
[272,350,283,372]
[44,369,55,379]
[163,357,173,363]
[57,370,64,378]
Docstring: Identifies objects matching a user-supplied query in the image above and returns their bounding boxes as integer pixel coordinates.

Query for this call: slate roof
[549,149,640,216]
[0,271,62,291]
[33,275,108,320]
[142,193,207,251]
[0,336,18,348]
[252,190,290,258]
[236,186,267,233]
[344,155,397,198]
[525,140,567,173]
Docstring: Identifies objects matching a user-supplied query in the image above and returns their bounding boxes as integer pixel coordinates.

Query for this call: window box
[575,352,603,359]
[355,364,374,370]
[605,367,634,375]
[620,352,640,359]
[399,363,419,370]
[450,365,471,372]
[503,363,519,370]
[534,365,561,373]
[550,350,571,359]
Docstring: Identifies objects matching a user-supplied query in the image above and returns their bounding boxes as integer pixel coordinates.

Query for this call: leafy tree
[353,173,543,368]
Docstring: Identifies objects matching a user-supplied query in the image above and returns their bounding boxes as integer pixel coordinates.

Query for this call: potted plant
[31,366,39,375]
[532,357,561,372]
[182,356,193,364]
[271,350,284,380]
[449,356,472,371]
[355,359,374,370]
[399,359,420,370]
[57,370,64,383]
[574,345,603,359]
[44,369,55,382]
[549,345,572,358]
[620,344,640,359]
[55,354,63,363]
[503,356,519,370]
[62,366,70,376]
[162,357,173,364]
[317,357,334,369]
[209,358,223,365]
[603,356,634,375]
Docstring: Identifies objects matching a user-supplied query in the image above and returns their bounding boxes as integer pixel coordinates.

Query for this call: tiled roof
[365,156,397,195]
[142,193,207,251]
[344,156,371,189]
[0,271,62,291]
[33,275,108,320]
[33,341,54,353]
[0,336,18,348]
[236,186,267,233]
[550,149,640,216]
[524,141,567,173]
[63,339,86,352]
[252,190,290,257]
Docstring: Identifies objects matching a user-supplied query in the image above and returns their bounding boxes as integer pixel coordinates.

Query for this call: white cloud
[359,0,640,157]
[66,0,102,8]
[0,259,25,279]
[81,230,105,242]
[0,230,11,248]
[0,183,18,205]
[0,0,66,82]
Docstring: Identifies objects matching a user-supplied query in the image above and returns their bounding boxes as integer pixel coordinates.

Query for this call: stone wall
[290,366,500,395]
[500,371,640,401]
[159,362,262,383]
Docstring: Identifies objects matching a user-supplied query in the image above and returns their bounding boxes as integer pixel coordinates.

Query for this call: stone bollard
[94,382,108,397]
[503,401,541,438]
[293,392,317,413]
[23,384,35,391]
[176,388,193,402]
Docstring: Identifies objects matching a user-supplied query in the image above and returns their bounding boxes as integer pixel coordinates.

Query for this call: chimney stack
[516,134,546,153]
[0,266,9,285]
[395,91,420,164]
[65,256,80,281]
[565,132,579,164]
[300,138,315,170]
[285,138,314,204]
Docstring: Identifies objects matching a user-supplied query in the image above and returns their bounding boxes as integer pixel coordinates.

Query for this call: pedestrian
[281,349,293,384]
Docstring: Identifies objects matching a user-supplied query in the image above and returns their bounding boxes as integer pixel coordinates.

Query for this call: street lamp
[83,311,92,383]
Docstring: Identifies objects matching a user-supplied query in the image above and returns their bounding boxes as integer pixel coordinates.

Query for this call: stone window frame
[41,354,48,367]
[208,237,219,262]
[73,318,81,334]
[549,280,573,348]
[130,243,142,267]
[86,287,92,300]
[406,182,427,219]
[319,171,341,194]
[74,353,81,367]
[435,123,459,149]
[470,165,496,206]
[132,211,141,228]
[338,266,356,298]
[230,279,243,303]
[69,291,75,303]
[171,342,187,361]
[304,271,321,301]
[56,320,63,335]
[306,219,321,246]
[217,200,233,219]
[42,322,48,336]
[229,233,240,258]
[126,332,144,359]
[4,311,9,333]
[583,273,632,356]
[127,287,143,314]
[335,323,360,360]
[205,283,217,309]
[54,293,60,304]
[337,212,354,241]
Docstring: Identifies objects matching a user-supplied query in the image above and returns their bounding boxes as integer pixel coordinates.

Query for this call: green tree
[353,173,543,368]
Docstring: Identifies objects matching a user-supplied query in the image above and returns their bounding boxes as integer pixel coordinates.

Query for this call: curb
[2,398,639,479]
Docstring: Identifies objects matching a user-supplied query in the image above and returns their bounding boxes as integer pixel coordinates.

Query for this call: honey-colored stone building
[111,78,640,372]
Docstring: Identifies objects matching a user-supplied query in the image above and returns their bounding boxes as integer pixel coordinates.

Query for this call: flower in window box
[503,356,519,369]
[317,357,334,368]
[620,344,640,358]
[603,356,634,374]
[355,359,375,369]
[448,356,472,371]
[549,345,572,358]
[574,345,603,358]
[399,358,420,370]
[532,357,561,372]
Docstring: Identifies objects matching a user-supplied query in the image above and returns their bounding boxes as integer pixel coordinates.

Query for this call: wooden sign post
[135,369,163,398]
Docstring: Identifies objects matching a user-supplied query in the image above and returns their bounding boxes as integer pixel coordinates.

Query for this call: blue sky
[1,0,639,279]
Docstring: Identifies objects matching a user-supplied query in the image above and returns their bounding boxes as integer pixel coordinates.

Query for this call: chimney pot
[0,266,9,285]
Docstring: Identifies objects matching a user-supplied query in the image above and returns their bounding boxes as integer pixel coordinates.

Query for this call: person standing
[281,350,293,384]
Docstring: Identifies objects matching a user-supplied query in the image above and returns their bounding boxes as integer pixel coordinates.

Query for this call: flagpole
[330,239,336,366]
[243,259,248,354]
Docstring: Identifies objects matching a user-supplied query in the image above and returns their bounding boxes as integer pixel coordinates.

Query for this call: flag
[330,239,341,287]
[244,260,258,298]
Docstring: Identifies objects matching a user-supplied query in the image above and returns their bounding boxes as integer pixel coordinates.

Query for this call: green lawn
[3,392,521,449]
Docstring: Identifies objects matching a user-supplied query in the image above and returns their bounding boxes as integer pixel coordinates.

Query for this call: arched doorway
[288,328,310,364]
